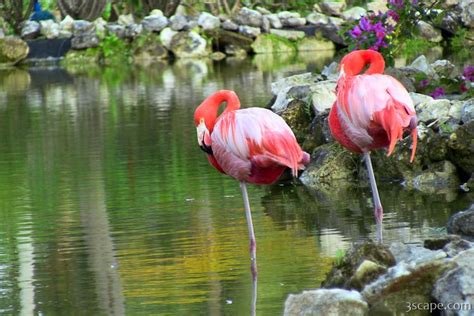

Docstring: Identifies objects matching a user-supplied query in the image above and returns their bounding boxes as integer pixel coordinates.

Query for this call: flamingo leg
[240,182,257,263]
[363,152,383,243]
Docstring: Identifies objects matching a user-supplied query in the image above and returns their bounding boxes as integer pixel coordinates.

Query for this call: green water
[0,53,472,315]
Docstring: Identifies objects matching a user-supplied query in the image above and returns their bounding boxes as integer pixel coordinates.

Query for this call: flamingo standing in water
[194,90,309,262]
[329,50,418,242]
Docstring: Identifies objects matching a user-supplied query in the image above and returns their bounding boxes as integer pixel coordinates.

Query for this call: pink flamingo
[194,90,310,262]
[329,50,418,242]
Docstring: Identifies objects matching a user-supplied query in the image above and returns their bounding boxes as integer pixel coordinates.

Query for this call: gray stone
[417,21,443,43]
[448,120,474,173]
[433,248,474,316]
[261,16,271,33]
[389,242,448,264]
[169,15,188,31]
[198,12,220,30]
[105,23,126,39]
[0,37,29,65]
[284,289,368,316]
[224,44,247,57]
[461,98,474,123]
[271,73,318,112]
[39,20,59,39]
[319,1,346,17]
[447,204,474,239]
[342,7,366,21]
[265,14,282,29]
[280,99,313,142]
[142,15,169,32]
[125,23,143,39]
[409,92,434,107]
[21,21,41,39]
[306,12,330,26]
[310,80,336,114]
[93,17,107,38]
[72,20,99,49]
[384,67,416,92]
[160,27,177,50]
[278,11,306,27]
[460,0,474,28]
[132,34,168,62]
[238,25,261,38]
[234,7,262,27]
[431,59,459,79]
[321,61,339,80]
[298,37,335,51]
[416,99,452,123]
[255,6,271,15]
[169,30,209,58]
[410,161,461,193]
[59,15,74,33]
[408,55,437,78]
[149,9,164,16]
[269,29,305,40]
[367,0,389,14]
[118,14,134,26]
[318,18,345,45]
[222,19,239,31]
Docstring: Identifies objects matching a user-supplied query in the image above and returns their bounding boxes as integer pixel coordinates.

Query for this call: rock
[424,235,473,257]
[269,29,305,41]
[62,48,100,66]
[169,31,209,58]
[432,248,474,315]
[198,12,220,30]
[261,16,271,33]
[210,51,226,61]
[0,29,4,39]
[384,67,416,92]
[408,55,437,79]
[417,21,443,43]
[142,15,169,32]
[118,14,134,26]
[367,0,389,14]
[306,12,330,26]
[279,99,313,142]
[310,80,336,114]
[93,17,107,38]
[224,44,247,57]
[0,37,29,65]
[447,204,474,239]
[284,289,368,316]
[318,18,345,45]
[389,242,448,264]
[447,120,474,173]
[222,19,239,31]
[21,21,41,39]
[105,23,126,39]
[271,73,319,112]
[206,29,254,53]
[321,61,339,80]
[431,59,459,79]
[251,34,295,53]
[277,11,306,27]
[149,9,164,16]
[438,11,461,34]
[234,7,262,27]
[410,92,434,107]
[169,15,188,31]
[39,20,59,39]
[298,37,335,51]
[124,23,143,39]
[322,241,395,290]
[302,112,333,152]
[416,99,452,123]
[319,1,346,17]
[342,7,366,21]
[460,0,474,28]
[59,15,74,38]
[362,247,455,314]
[460,98,474,123]
[300,144,358,188]
[132,34,168,62]
[72,20,99,49]
[160,27,177,50]
[239,25,261,38]
[410,161,460,193]
[265,14,282,29]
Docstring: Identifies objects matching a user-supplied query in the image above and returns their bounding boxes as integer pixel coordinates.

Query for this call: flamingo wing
[211,107,308,182]
[336,74,417,159]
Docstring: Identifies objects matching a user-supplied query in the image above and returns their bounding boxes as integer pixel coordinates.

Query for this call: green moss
[251,34,297,54]
[399,37,436,60]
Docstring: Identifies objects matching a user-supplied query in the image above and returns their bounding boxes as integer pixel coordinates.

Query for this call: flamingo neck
[341,50,385,77]
[196,90,240,132]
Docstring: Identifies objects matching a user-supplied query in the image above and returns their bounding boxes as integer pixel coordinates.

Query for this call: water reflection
[0,50,472,315]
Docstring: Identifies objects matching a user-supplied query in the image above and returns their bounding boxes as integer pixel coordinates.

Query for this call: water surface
[0,52,472,315]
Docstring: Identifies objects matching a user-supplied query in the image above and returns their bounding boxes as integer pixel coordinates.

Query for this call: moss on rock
[251,33,296,54]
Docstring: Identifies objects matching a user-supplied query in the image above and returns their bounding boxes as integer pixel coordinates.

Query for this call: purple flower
[359,17,372,31]
[419,79,429,88]
[349,25,362,38]
[462,65,474,82]
[387,9,400,22]
[388,0,404,9]
[412,0,418,4]
[430,87,445,99]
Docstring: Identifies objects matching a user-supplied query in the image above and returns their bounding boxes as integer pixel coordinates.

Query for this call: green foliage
[450,29,474,61]
[99,34,131,64]
[398,38,436,60]
[334,249,346,266]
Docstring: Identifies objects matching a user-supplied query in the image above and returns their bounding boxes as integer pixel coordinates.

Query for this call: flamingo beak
[196,119,206,147]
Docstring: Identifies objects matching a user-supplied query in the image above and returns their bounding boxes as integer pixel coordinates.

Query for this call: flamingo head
[195,117,213,154]
[340,50,385,76]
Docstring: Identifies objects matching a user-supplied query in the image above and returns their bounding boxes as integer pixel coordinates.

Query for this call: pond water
[0,52,472,315]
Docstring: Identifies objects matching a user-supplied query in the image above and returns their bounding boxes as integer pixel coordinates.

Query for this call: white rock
[198,12,221,30]
[160,27,178,50]
[40,20,59,39]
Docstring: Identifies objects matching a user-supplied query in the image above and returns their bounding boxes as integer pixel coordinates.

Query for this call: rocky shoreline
[284,204,474,316]
[0,0,473,66]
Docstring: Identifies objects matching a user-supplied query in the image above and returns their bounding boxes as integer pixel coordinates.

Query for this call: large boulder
[277,11,306,27]
[448,120,474,173]
[447,204,474,240]
[169,31,210,58]
[197,12,220,30]
[319,1,346,17]
[132,34,168,62]
[169,15,188,31]
[21,21,41,40]
[141,15,169,32]
[160,27,177,49]
[269,29,305,41]
[40,20,59,39]
[279,99,313,143]
[205,29,253,53]
[239,25,261,38]
[251,34,295,53]
[460,0,474,28]
[0,37,29,65]
[105,23,126,39]
[284,289,368,316]
[234,7,263,27]
[417,21,443,43]
[298,37,335,51]
[72,20,99,49]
